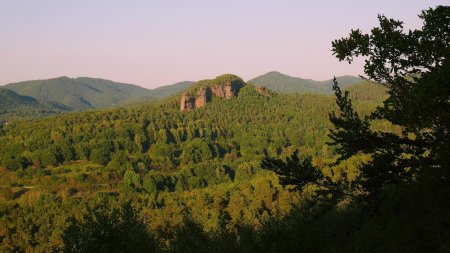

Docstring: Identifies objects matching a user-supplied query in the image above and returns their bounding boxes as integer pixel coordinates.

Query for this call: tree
[263,5,450,203]
[90,148,110,166]
[261,6,450,251]
[62,201,156,253]
[107,151,132,171]
[235,163,256,182]
[56,142,75,163]
[329,6,450,201]
[1,155,28,171]
[38,149,58,167]
[0,186,14,200]
[142,174,158,194]
[123,170,141,189]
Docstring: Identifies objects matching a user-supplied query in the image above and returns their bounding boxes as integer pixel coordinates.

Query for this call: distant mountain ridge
[248,71,362,94]
[0,88,69,122]
[1,72,369,121]
[150,81,195,99]
[118,81,196,106]
[4,76,154,111]
[3,77,197,110]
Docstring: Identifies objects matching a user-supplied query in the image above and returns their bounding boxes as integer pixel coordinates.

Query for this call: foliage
[62,200,156,253]
[1,6,447,252]
[262,5,450,252]
[344,80,388,101]
[329,5,450,200]
[0,71,390,252]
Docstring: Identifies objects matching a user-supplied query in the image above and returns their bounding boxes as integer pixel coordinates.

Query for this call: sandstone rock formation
[255,86,272,97]
[180,74,247,111]
[180,93,195,112]
[195,87,212,108]
[210,82,239,99]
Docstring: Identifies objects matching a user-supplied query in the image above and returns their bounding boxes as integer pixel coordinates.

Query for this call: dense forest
[0,5,448,253]
[0,77,387,252]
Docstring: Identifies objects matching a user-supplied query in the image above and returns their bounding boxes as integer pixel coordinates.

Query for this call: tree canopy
[262,5,450,252]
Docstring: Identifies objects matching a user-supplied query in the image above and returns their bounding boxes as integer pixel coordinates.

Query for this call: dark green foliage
[330,5,450,199]
[62,200,156,253]
[262,5,450,252]
[263,4,449,203]
[107,151,132,171]
[1,155,29,171]
[261,150,322,190]
[90,149,111,166]
[328,78,376,164]
[35,149,58,167]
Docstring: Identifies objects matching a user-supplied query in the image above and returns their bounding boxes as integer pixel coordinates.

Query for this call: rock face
[211,82,239,99]
[180,93,195,112]
[195,87,212,108]
[254,86,271,97]
[180,75,245,111]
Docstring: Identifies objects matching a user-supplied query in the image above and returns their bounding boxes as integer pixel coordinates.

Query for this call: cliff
[180,74,245,111]
[180,93,196,112]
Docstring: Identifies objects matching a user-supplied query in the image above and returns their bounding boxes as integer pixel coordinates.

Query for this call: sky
[0,1,448,88]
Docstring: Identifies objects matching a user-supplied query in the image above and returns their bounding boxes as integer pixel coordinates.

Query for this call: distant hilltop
[248,71,362,94]
[0,72,365,120]
[180,74,244,111]
[180,74,271,111]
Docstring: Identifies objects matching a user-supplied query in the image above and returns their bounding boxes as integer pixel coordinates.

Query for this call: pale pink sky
[0,1,447,88]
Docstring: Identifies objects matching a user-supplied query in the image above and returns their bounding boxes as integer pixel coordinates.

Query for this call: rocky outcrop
[255,86,271,97]
[180,93,195,112]
[211,81,241,99]
[180,74,246,111]
[195,87,212,108]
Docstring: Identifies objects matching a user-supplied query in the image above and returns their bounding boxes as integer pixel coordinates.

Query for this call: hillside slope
[0,74,397,251]
[0,88,68,122]
[344,80,388,101]
[4,77,154,110]
[248,71,361,94]
[150,81,195,99]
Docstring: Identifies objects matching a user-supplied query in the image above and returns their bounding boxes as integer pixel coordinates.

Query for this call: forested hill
[0,73,393,251]
[344,80,388,101]
[0,88,69,122]
[0,74,381,124]
[4,76,155,111]
[150,81,195,99]
[1,77,195,121]
[248,71,361,94]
